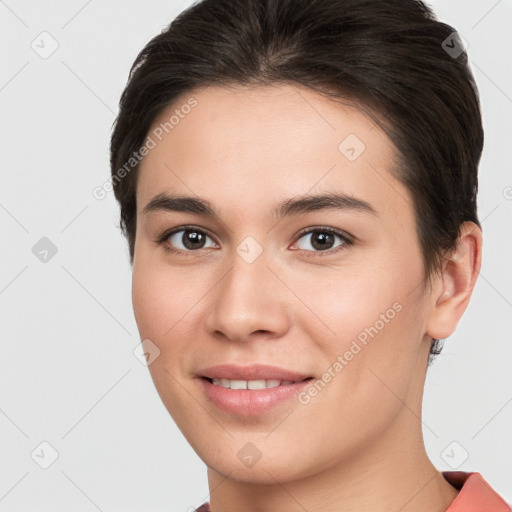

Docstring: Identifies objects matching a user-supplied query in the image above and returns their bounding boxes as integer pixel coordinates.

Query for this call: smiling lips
[210,377,297,390]
[197,363,312,381]
[196,364,314,415]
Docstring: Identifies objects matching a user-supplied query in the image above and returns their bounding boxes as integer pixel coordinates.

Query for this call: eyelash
[155,225,354,258]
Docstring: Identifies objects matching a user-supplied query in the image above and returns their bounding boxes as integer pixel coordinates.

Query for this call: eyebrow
[142,192,378,219]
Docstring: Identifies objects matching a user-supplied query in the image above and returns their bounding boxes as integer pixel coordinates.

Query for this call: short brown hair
[109,0,484,363]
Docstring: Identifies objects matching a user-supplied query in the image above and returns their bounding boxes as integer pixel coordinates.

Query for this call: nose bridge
[205,239,289,341]
[224,232,274,300]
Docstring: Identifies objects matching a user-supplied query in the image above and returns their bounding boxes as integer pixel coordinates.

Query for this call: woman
[109,0,510,510]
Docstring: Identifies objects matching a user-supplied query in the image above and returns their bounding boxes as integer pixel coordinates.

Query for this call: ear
[425,221,483,340]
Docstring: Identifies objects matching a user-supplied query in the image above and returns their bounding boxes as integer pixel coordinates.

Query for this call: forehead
[136,83,410,224]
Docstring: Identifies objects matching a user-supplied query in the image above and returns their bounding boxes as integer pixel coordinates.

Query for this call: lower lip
[198,377,313,416]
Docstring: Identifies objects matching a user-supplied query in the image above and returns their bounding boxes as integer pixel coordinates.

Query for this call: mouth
[195,364,316,416]
[197,363,314,382]
[201,376,314,390]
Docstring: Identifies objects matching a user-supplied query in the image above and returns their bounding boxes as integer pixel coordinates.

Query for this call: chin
[208,457,308,485]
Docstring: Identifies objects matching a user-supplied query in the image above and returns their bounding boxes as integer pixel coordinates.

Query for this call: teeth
[230,379,247,390]
[210,378,297,389]
[248,380,267,390]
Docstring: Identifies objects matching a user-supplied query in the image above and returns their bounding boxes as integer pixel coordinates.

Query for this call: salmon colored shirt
[193,471,511,511]
[441,471,511,511]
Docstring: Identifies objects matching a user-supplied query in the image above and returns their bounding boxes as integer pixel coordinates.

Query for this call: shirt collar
[443,471,511,511]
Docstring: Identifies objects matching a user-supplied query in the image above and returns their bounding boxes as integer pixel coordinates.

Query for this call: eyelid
[156,224,218,245]
[155,226,218,258]
[290,226,354,256]
[294,225,354,243]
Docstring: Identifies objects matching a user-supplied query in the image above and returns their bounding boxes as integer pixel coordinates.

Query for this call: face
[132,83,436,483]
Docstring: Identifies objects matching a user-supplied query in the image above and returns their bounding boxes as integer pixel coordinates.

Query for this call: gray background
[1,0,511,510]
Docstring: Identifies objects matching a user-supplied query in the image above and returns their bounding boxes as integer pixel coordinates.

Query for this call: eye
[291,227,353,256]
[157,225,353,257]
[157,226,218,255]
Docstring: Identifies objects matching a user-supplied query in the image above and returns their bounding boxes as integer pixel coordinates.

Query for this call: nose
[204,248,291,343]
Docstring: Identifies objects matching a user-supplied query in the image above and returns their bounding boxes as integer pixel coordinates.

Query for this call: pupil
[183,231,205,249]
[312,232,334,250]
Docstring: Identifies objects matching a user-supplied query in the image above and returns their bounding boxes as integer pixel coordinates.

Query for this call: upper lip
[197,364,312,382]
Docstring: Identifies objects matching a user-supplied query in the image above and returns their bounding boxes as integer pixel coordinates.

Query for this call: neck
[206,344,459,512]
[207,429,458,512]
[207,415,459,512]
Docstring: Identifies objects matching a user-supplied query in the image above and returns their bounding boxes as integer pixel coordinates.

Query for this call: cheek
[131,262,201,420]
[131,257,199,340]
[131,268,167,339]
[131,259,213,387]
[289,254,426,395]
[286,260,407,347]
